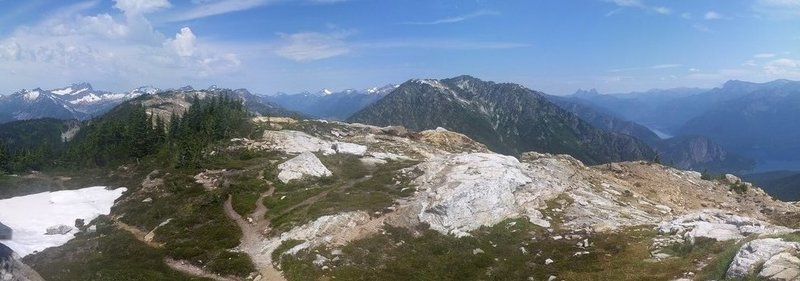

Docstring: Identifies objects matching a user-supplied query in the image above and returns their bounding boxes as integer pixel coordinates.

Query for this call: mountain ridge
[348,75,656,164]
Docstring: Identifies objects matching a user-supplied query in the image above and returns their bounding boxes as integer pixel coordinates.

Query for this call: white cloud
[704,11,723,20]
[170,0,350,22]
[653,7,672,15]
[755,53,777,59]
[402,10,500,25]
[609,64,682,72]
[606,0,671,16]
[171,0,273,22]
[612,0,644,8]
[113,0,171,15]
[754,0,800,18]
[0,1,242,92]
[650,64,681,69]
[764,58,800,74]
[275,30,354,61]
[166,27,197,57]
[681,12,693,19]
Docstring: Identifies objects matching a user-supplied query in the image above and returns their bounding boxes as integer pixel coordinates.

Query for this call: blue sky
[0,0,798,95]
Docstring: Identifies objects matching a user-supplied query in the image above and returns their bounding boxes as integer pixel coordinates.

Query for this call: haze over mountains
[567,79,800,171]
[263,85,398,120]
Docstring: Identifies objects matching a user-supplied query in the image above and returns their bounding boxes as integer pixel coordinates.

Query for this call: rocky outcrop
[727,238,800,279]
[277,152,332,183]
[657,211,794,244]
[760,252,800,280]
[0,244,44,281]
[408,153,554,236]
[240,130,368,157]
[417,127,489,154]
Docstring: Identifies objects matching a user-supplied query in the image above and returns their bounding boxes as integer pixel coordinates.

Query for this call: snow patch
[0,186,127,257]
[24,90,40,101]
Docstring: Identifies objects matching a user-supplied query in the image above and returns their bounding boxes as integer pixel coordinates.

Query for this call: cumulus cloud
[755,53,777,59]
[275,30,354,61]
[166,27,197,57]
[0,1,242,92]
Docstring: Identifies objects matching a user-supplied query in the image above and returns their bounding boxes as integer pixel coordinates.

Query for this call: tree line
[0,94,254,174]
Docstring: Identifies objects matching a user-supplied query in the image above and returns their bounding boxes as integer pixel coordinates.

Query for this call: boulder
[44,224,72,235]
[657,210,794,244]
[759,252,800,280]
[332,142,367,156]
[277,152,333,183]
[726,238,800,279]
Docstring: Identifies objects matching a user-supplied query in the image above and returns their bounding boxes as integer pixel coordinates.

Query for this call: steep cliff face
[348,76,656,164]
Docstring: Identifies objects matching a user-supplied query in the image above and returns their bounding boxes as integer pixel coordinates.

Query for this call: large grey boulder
[277,152,333,183]
[44,224,72,235]
[0,243,45,281]
[760,252,800,280]
[727,238,800,279]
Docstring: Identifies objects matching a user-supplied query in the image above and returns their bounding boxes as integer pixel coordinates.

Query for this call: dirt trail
[224,186,287,281]
[164,258,239,281]
[111,218,162,248]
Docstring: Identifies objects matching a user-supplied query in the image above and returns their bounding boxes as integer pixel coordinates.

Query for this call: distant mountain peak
[131,85,159,95]
[366,84,399,94]
[573,88,600,97]
[50,83,93,96]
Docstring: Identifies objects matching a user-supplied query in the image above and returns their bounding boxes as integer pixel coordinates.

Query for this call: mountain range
[0,83,155,123]
[569,79,800,171]
[547,94,755,172]
[263,85,398,120]
[0,84,298,124]
[348,75,656,164]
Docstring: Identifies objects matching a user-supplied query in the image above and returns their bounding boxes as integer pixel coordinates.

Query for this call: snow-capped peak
[50,83,92,96]
[131,85,159,95]
[366,84,399,95]
[321,88,333,95]
[24,89,41,101]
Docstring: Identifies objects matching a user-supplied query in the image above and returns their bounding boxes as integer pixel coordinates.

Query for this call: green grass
[24,217,209,281]
[110,150,268,277]
[277,220,740,281]
[228,176,269,216]
[207,251,255,277]
[264,157,418,233]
